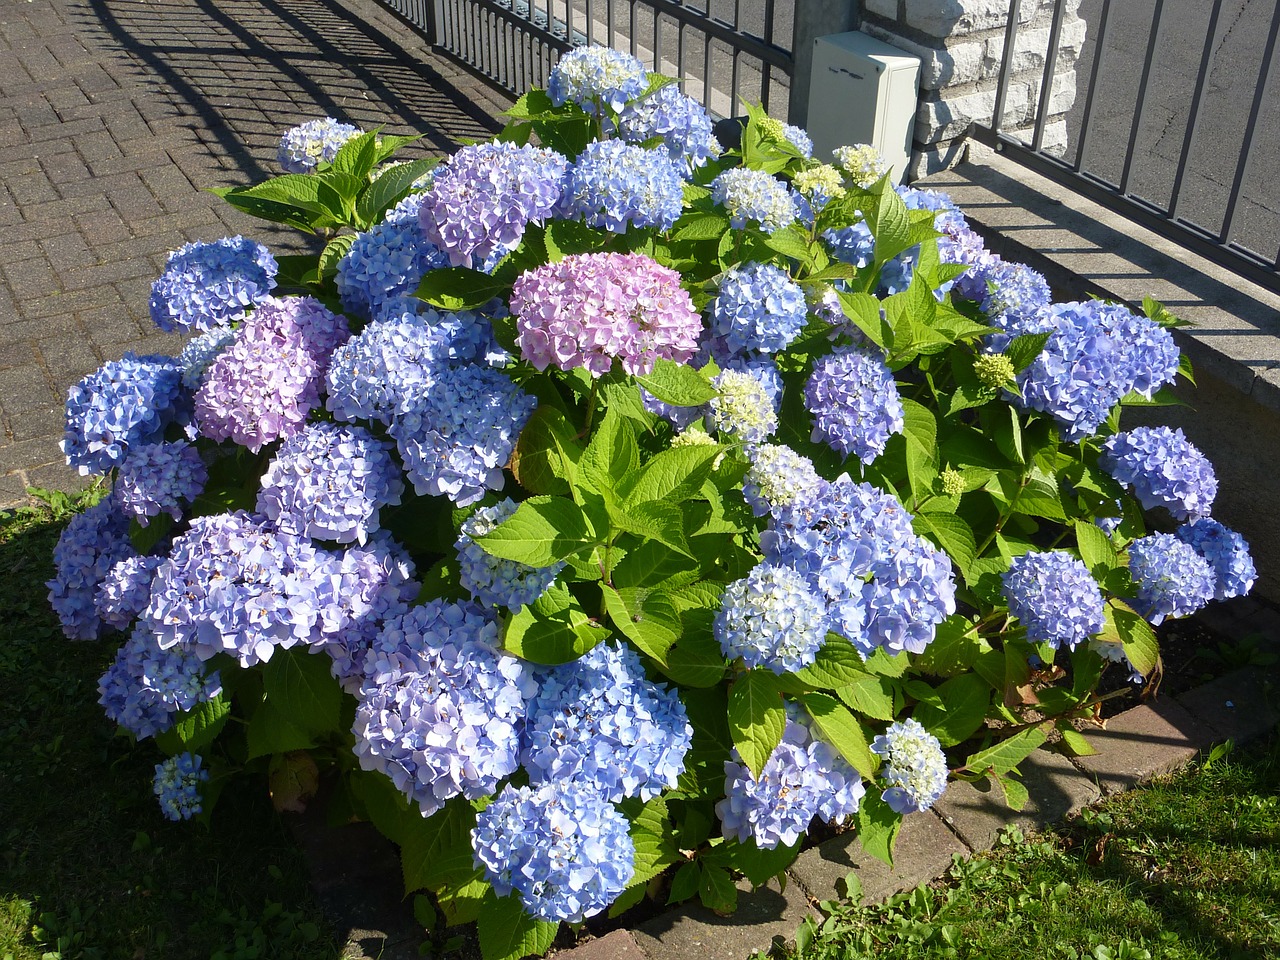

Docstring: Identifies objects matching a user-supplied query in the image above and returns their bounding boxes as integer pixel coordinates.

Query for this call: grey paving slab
[554,930,648,960]
[1071,699,1212,795]
[1175,667,1280,745]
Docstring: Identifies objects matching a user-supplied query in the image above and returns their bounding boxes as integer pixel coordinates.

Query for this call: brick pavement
[0,0,510,507]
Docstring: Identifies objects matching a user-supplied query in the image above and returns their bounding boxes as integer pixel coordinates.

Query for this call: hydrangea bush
[48,47,1256,959]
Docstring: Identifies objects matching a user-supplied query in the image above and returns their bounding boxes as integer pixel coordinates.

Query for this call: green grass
[787,737,1280,960]
[0,489,340,960]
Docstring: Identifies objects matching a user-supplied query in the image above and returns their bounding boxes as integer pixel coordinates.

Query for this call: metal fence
[376,0,795,121]
[972,0,1280,294]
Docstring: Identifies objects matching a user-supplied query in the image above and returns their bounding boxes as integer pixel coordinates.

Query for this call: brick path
[0,0,510,507]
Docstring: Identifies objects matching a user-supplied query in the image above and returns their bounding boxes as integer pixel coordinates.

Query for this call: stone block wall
[857,0,1086,179]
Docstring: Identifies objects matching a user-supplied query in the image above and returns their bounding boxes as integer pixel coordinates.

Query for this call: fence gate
[376,0,795,121]
[972,0,1280,295]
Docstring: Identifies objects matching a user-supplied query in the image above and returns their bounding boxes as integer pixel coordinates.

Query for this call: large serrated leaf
[402,798,478,892]
[800,692,879,777]
[505,583,609,665]
[673,211,731,241]
[911,673,990,747]
[510,406,581,496]
[856,790,902,867]
[417,267,509,311]
[728,670,786,780]
[261,648,342,738]
[620,444,724,506]
[911,512,974,583]
[602,584,680,663]
[474,496,600,566]
[836,675,896,721]
[628,797,680,886]
[477,892,558,960]
[171,695,231,753]
[635,359,718,406]
[1074,519,1118,574]
[792,635,870,689]
[965,726,1047,776]
[356,157,438,226]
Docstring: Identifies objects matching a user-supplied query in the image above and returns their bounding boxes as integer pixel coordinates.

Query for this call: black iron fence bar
[1071,0,1110,172]
[633,0,790,71]
[1219,0,1280,246]
[990,0,1023,134]
[1031,0,1067,152]
[1168,0,1224,221]
[1118,0,1165,196]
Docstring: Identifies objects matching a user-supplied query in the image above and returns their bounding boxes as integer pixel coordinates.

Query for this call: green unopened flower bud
[793,164,846,201]
[974,353,1017,388]
[758,116,786,141]
[671,429,724,468]
[940,468,966,498]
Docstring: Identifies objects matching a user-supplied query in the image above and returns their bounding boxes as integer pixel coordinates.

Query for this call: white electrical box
[807,31,921,183]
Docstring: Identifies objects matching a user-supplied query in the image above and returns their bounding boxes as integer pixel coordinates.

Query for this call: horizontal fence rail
[973,0,1280,295]
[375,0,794,121]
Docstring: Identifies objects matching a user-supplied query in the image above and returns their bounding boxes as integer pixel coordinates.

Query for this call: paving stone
[633,878,813,960]
[1175,667,1280,745]
[10,403,66,443]
[1071,699,1211,795]
[0,365,57,413]
[934,749,1101,852]
[23,461,91,496]
[0,470,32,507]
[788,811,966,907]
[554,930,648,960]
[0,435,65,473]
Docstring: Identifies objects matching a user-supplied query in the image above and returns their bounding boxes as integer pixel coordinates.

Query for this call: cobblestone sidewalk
[0,0,510,506]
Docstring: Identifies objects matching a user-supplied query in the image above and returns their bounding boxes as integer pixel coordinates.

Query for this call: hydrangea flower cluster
[95,554,163,631]
[326,312,457,424]
[354,601,536,815]
[1127,532,1216,624]
[792,164,845,213]
[116,440,207,526]
[957,258,1052,352]
[390,363,536,506]
[757,116,813,157]
[98,625,221,740]
[559,140,684,232]
[707,368,779,443]
[277,117,361,173]
[710,167,797,234]
[742,444,824,517]
[833,143,889,186]
[47,495,135,641]
[615,83,720,170]
[149,236,278,332]
[62,354,185,476]
[257,421,403,545]
[153,752,209,821]
[337,194,449,318]
[1002,551,1105,650]
[178,327,236,390]
[714,563,829,674]
[547,46,647,113]
[456,498,565,608]
[511,251,701,377]
[522,642,692,802]
[472,780,635,923]
[870,718,948,814]
[1101,426,1217,521]
[805,348,904,464]
[419,141,567,268]
[1176,518,1256,601]
[822,220,874,270]
[710,262,808,355]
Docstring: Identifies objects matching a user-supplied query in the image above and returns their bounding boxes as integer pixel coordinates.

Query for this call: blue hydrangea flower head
[711,262,808,355]
[472,780,635,923]
[390,363,536,506]
[963,258,1052,352]
[742,444,824,518]
[178,327,236,390]
[117,440,207,527]
[792,165,846,216]
[149,236,278,333]
[616,83,720,171]
[522,641,693,802]
[1128,532,1216,624]
[707,368,779,444]
[859,535,957,657]
[710,167,797,234]
[1094,302,1180,399]
[456,498,565,609]
[62,354,185,476]
[99,625,222,740]
[805,347,905,464]
[823,219,875,270]
[153,752,209,820]
[257,421,404,545]
[559,140,684,232]
[277,117,361,173]
[1002,550,1105,650]
[548,46,648,113]
[337,194,450,318]
[870,718,948,814]
[47,494,135,641]
[1101,426,1217,521]
[1176,518,1256,601]
[95,554,164,632]
[714,563,829,674]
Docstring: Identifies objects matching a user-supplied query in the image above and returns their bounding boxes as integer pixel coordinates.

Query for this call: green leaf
[402,798,479,892]
[261,648,342,737]
[912,512,976,583]
[356,157,437,226]
[328,129,380,179]
[856,791,902,867]
[914,616,985,677]
[836,676,896,721]
[800,692,879,778]
[865,648,910,678]
[912,674,990,747]
[996,773,1030,811]
[635,359,719,406]
[792,636,871,689]
[318,233,355,279]
[478,892,558,960]
[723,836,802,887]
[621,444,724,506]
[211,189,322,231]
[170,695,231,753]
[245,698,315,760]
[1005,332,1051,372]
[836,290,891,350]
[993,406,1026,465]
[764,224,815,265]
[612,540,700,589]
[349,769,417,845]
[129,513,174,555]
[1074,519,1118,574]
[510,406,582,496]
[602,584,681,663]
[417,267,509,311]
[902,398,939,500]
[1107,599,1159,677]
[505,582,609,664]
[614,500,693,558]
[663,626,727,688]
[628,797,681,887]
[698,863,738,913]
[233,174,328,210]
[503,88,557,119]
[872,184,912,266]
[667,861,701,904]
[1008,468,1067,521]
[728,670,786,780]
[437,873,488,926]
[474,496,601,566]
[581,404,640,498]
[965,726,1047,776]
[673,212,731,241]
[1057,725,1098,757]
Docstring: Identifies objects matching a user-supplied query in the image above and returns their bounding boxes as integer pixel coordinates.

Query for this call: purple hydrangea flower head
[47,495,134,641]
[522,641,693,803]
[832,144,889,186]
[257,421,403,545]
[711,262,808,355]
[511,252,701,377]
[472,780,635,923]
[456,498,565,608]
[1176,518,1256,601]
[62,354,185,476]
[710,167,797,234]
[547,46,648,114]
[354,600,536,815]
[559,140,684,232]
[117,440,207,526]
[149,236,278,333]
[95,554,164,632]
[390,363,536,506]
[419,141,567,269]
[805,348,904,464]
[178,327,237,390]
[1101,426,1217,521]
[707,368,779,444]
[153,752,209,820]
[252,295,351,373]
[962,258,1052,351]
[1128,532,1216,624]
[1002,550,1105,650]
[715,563,829,674]
[742,444,824,517]
[277,117,361,173]
[859,535,957,656]
[99,625,221,740]
[142,511,323,666]
[616,83,720,171]
[870,718,948,814]
[337,194,450,318]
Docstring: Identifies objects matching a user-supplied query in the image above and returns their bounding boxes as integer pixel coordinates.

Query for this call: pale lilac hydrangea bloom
[99,625,221,740]
[277,117,361,173]
[547,46,648,113]
[1002,550,1105,650]
[1101,426,1217,521]
[47,495,135,641]
[149,236,277,333]
[117,440,207,526]
[95,554,164,632]
[714,563,829,674]
[177,327,237,390]
[615,83,720,171]
[870,718,948,814]
[1127,532,1216,624]
[805,348,904,465]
